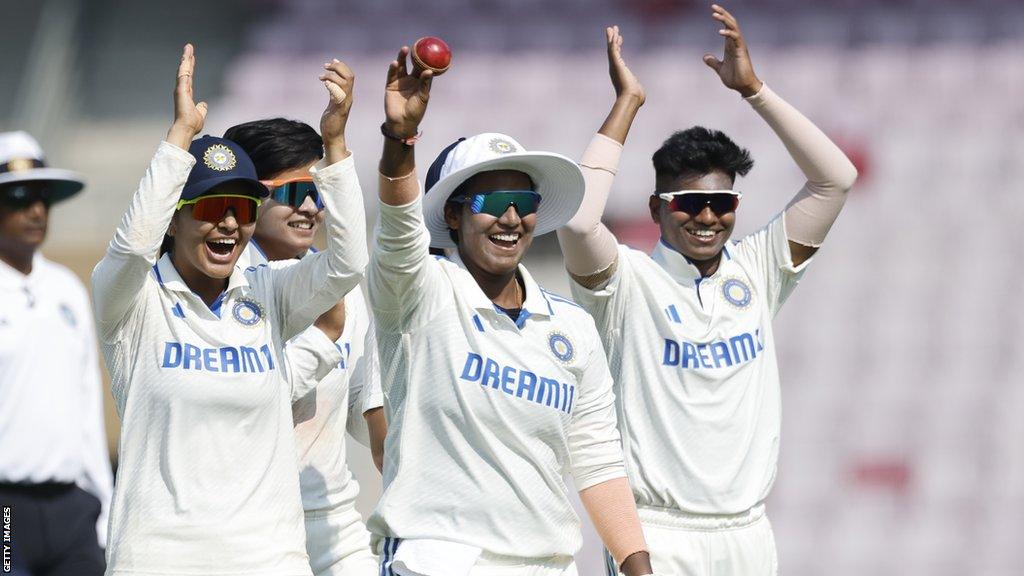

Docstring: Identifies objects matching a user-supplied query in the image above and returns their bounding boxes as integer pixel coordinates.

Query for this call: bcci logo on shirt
[721,277,753,309]
[232,297,264,327]
[548,331,575,364]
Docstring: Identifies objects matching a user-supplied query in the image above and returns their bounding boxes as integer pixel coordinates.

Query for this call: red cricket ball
[411,36,452,76]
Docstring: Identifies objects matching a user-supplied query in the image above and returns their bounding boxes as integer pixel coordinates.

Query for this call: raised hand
[383,46,433,139]
[702,4,762,98]
[167,43,208,149]
[607,25,644,106]
[319,59,355,162]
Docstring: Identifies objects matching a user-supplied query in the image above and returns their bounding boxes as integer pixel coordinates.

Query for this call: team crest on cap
[203,144,237,172]
[721,277,753,309]
[488,138,517,154]
[232,297,264,327]
[7,158,33,173]
[548,331,575,364]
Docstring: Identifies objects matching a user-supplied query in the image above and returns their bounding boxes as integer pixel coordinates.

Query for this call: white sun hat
[0,131,86,203]
[422,133,584,249]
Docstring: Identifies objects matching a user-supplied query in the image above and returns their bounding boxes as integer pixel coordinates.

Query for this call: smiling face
[650,170,737,269]
[444,170,537,277]
[168,181,256,285]
[253,162,321,260]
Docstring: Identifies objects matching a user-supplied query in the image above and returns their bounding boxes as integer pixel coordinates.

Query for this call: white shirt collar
[153,252,250,295]
[445,251,552,321]
[650,238,734,284]
[0,252,45,288]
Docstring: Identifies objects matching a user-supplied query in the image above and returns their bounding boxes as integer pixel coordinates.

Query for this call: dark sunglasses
[456,190,541,218]
[0,183,51,209]
[657,191,742,216]
[175,194,262,225]
[262,178,323,210]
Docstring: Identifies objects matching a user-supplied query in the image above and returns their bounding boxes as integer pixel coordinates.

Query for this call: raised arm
[368,47,445,332]
[558,26,644,289]
[271,60,369,340]
[703,4,857,266]
[91,44,203,341]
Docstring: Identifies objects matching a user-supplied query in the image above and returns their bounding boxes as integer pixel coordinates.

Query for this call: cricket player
[0,131,113,576]
[366,47,657,576]
[91,45,367,575]
[557,9,859,574]
[225,107,384,575]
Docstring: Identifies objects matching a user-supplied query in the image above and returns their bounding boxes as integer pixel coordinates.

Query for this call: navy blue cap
[424,137,466,193]
[181,135,268,201]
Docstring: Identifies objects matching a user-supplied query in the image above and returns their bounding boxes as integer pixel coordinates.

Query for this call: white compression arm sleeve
[745,84,858,247]
[557,133,623,277]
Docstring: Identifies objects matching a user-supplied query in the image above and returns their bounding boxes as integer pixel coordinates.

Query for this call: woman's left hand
[702,4,763,98]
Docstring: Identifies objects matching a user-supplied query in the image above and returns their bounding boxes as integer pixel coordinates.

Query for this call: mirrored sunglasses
[657,190,742,216]
[175,194,262,225]
[262,178,323,210]
[456,190,541,218]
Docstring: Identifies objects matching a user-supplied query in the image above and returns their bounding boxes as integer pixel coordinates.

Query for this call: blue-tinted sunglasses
[455,190,541,218]
[262,177,323,210]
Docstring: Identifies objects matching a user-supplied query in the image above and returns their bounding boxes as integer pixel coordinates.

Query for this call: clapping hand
[167,44,207,149]
[702,5,763,98]
[607,25,645,106]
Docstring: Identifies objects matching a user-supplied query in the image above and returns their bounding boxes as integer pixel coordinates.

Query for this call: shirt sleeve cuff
[157,140,198,169]
[574,466,627,492]
[309,151,356,180]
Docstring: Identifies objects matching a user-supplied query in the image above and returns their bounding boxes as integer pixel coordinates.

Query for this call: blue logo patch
[548,332,575,364]
[232,297,264,327]
[721,278,752,309]
[58,303,77,327]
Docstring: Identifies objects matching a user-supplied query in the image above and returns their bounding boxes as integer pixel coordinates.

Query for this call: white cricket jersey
[0,254,113,545]
[366,194,625,559]
[246,241,383,513]
[91,142,367,575]
[570,215,809,515]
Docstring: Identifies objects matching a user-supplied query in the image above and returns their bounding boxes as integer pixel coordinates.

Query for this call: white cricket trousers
[304,505,378,576]
[605,504,777,576]
[378,537,578,576]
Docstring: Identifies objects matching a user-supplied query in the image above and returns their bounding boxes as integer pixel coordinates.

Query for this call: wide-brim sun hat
[423,133,585,249]
[0,131,86,203]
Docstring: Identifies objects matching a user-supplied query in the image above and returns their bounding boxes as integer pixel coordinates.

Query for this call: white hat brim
[423,151,584,249]
[0,168,86,202]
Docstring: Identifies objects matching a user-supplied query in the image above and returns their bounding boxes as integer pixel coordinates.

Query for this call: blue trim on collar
[472,314,485,332]
[209,292,226,317]
[249,239,268,261]
[152,263,164,284]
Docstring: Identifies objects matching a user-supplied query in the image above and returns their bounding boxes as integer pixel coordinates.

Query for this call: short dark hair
[223,118,323,179]
[652,127,753,185]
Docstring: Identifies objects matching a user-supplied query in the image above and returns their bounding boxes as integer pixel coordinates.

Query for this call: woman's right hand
[166,43,207,150]
[607,26,645,106]
[383,46,433,139]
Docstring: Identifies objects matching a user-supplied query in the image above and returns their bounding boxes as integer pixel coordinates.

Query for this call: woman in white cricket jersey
[225,110,384,576]
[558,7,859,575]
[365,46,657,576]
[90,45,367,575]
